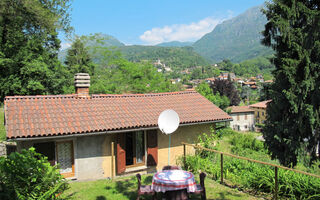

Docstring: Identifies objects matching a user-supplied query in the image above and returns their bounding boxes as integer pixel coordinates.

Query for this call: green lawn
[61,174,265,200]
[0,106,5,141]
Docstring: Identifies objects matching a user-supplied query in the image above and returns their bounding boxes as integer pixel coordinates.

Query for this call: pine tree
[262,0,320,166]
[65,38,95,76]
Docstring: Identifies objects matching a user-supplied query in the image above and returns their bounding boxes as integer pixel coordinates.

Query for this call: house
[249,100,271,124]
[205,77,215,84]
[218,72,235,81]
[228,106,255,131]
[264,80,273,84]
[4,73,232,180]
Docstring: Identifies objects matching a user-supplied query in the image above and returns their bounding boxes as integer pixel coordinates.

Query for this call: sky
[61,0,266,49]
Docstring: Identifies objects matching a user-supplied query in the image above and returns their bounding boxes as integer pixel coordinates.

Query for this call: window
[257,111,260,117]
[125,131,145,167]
[56,141,74,177]
[34,141,74,178]
[262,112,265,116]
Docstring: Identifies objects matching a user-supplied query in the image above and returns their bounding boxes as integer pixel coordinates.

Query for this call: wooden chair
[162,165,182,170]
[190,172,206,200]
[136,173,156,200]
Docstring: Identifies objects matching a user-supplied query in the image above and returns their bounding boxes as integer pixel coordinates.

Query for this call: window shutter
[147,130,158,166]
[117,133,126,174]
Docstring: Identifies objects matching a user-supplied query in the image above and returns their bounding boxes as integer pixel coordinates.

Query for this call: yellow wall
[157,123,212,171]
[251,107,267,124]
[101,134,116,178]
[17,123,213,180]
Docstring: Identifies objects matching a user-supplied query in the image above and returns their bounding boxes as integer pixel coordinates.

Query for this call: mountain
[83,33,125,47]
[119,45,209,70]
[156,41,193,47]
[58,33,124,61]
[193,5,273,63]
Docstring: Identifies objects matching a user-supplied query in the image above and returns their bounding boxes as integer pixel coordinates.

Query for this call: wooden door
[117,133,126,174]
[147,130,158,166]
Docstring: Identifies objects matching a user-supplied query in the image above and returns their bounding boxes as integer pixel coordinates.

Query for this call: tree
[211,79,240,106]
[262,0,320,166]
[0,148,68,199]
[0,0,72,101]
[65,38,95,76]
[196,82,230,109]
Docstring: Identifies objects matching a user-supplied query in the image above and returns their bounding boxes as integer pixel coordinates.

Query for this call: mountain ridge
[193,5,273,63]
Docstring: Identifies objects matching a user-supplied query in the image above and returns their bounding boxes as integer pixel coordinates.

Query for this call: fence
[182,142,320,200]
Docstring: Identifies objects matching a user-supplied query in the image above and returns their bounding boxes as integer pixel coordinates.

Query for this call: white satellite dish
[158,109,180,135]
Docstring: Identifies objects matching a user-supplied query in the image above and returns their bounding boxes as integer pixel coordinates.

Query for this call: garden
[181,128,320,199]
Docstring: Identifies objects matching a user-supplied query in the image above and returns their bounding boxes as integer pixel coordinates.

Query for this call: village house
[243,81,257,89]
[249,100,271,124]
[217,72,236,81]
[205,77,215,84]
[4,73,232,180]
[228,106,255,131]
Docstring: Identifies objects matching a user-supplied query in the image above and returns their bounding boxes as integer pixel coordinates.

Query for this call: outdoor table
[152,170,197,200]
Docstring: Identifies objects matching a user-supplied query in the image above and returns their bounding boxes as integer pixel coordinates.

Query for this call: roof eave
[8,118,232,142]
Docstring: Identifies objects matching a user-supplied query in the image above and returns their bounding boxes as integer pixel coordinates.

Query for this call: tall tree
[0,0,72,101]
[211,79,240,106]
[262,0,320,166]
[196,82,230,109]
[65,38,95,75]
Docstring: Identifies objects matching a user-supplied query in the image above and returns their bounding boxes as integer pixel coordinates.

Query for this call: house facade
[4,73,232,180]
[249,100,271,124]
[228,106,255,131]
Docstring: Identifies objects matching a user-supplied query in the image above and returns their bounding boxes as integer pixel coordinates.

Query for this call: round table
[152,170,196,199]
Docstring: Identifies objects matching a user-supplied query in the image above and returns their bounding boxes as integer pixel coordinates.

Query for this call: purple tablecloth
[152,170,197,193]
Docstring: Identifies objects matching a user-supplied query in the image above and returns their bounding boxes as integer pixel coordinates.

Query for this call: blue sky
[61,0,265,48]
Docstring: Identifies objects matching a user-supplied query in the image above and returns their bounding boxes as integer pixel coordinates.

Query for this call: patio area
[61,174,264,200]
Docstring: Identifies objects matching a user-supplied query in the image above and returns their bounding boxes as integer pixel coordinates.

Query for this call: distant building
[205,77,215,84]
[228,106,255,131]
[218,72,236,81]
[243,81,256,88]
[170,78,181,84]
[249,100,272,124]
[264,80,273,84]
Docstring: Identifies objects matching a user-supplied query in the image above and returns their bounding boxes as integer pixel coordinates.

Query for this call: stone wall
[0,142,16,157]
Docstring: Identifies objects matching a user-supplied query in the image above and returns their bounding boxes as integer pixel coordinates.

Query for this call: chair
[136,173,156,200]
[162,165,182,170]
[190,172,206,200]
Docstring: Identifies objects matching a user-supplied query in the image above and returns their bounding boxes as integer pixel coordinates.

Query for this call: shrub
[216,127,237,137]
[0,147,69,200]
[230,133,265,153]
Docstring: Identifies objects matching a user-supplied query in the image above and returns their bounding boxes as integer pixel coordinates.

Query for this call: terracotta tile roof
[243,82,256,85]
[249,100,272,109]
[4,91,232,139]
[264,80,273,83]
[227,106,254,113]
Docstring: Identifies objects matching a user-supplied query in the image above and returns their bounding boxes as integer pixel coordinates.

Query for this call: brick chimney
[74,73,90,98]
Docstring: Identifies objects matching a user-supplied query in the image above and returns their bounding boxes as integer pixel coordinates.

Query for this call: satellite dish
[158,109,180,135]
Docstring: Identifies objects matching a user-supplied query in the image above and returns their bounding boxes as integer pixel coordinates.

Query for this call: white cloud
[60,42,71,50]
[139,17,225,45]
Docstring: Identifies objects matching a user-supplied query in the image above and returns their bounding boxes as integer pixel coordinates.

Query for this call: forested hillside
[193,5,273,63]
[156,41,193,47]
[119,45,209,70]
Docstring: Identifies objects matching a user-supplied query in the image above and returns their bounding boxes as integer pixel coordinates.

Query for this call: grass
[0,105,6,141]
[61,174,265,200]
